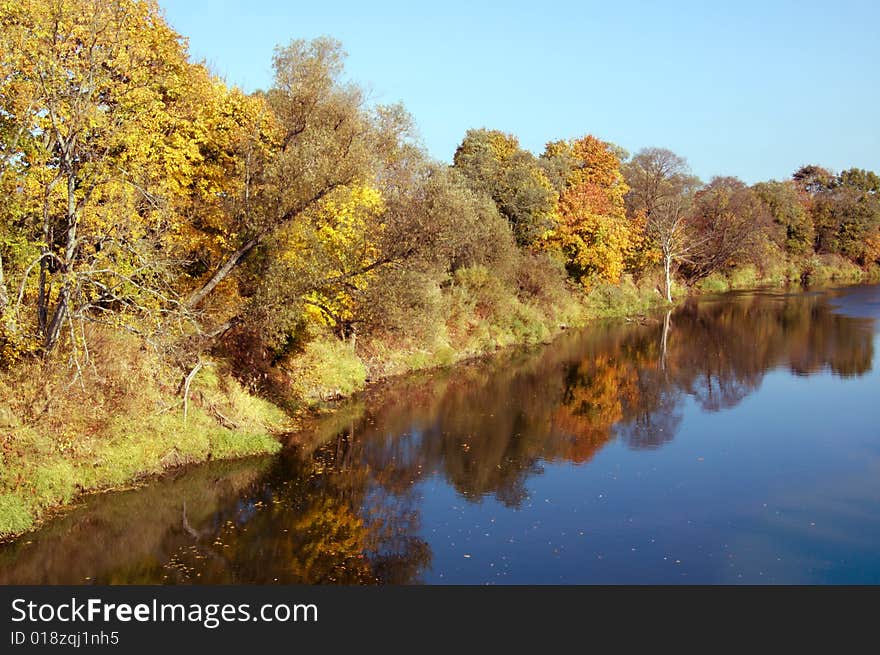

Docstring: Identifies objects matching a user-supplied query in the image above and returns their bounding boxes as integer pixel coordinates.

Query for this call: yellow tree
[542,136,636,286]
[258,184,386,342]
[0,0,213,354]
[182,38,387,314]
[166,80,278,326]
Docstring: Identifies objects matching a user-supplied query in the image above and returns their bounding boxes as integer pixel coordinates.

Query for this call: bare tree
[624,147,700,220]
[624,148,702,301]
[646,193,704,302]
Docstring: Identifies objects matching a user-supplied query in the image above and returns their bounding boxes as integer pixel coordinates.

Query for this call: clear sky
[159,0,879,184]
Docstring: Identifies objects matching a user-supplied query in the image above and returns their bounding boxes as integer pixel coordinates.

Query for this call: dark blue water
[2,284,879,584]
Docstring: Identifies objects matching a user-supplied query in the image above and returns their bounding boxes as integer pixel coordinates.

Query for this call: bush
[727,264,760,289]
[0,494,33,538]
[695,273,730,293]
[515,252,571,309]
[584,273,666,317]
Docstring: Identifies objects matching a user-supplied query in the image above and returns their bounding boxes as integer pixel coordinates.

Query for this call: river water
[2,284,879,584]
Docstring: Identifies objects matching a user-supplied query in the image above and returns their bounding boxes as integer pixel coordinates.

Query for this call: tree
[183,38,388,312]
[453,129,558,247]
[356,164,518,335]
[242,160,518,350]
[0,0,208,354]
[623,147,701,299]
[792,164,835,195]
[793,165,880,264]
[683,177,773,281]
[541,136,636,286]
[623,147,699,220]
[752,180,814,255]
[647,194,701,302]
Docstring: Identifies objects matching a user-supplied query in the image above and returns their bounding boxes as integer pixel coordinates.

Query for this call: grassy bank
[694,254,878,293]
[2,259,876,540]
[274,268,677,406]
[0,266,669,539]
[0,329,287,538]
[278,257,879,408]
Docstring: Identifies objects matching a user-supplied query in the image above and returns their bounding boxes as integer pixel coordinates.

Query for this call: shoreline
[1,266,876,542]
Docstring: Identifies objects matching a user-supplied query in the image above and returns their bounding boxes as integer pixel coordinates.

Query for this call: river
[2,284,879,584]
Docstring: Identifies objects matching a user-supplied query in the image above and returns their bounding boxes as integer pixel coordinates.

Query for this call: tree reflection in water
[0,287,874,584]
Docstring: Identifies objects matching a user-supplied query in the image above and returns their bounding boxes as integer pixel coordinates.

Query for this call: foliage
[453,129,558,247]
[623,147,700,220]
[541,136,638,287]
[753,180,814,255]
[281,336,367,404]
[0,0,209,355]
[0,325,285,538]
[683,177,773,281]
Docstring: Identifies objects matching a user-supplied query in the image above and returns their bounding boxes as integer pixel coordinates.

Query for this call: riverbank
[4,281,878,584]
[284,254,876,406]
[0,336,288,538]
[1,257,876,540]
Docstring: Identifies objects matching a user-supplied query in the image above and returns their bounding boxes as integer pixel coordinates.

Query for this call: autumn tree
[541,136,636,286]
[453,129,558,247]
[683,177,773,282]
[240,150,518,352]
[623,147,701,301]
[792,164,835,195]
[752,180,814,255]
[645,194,702,301]
[0,0,212,355]
[795,166,880,265]
[623,147,699,220]
[183,38,405,317]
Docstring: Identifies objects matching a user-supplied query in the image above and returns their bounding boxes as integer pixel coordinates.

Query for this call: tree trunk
[44,172,78,352]
[44,287,68,352]
[0,249,8,314]
[663,253,673,303]
[38,185,54,333]
[185,236,260,309]
[184,185,345,310]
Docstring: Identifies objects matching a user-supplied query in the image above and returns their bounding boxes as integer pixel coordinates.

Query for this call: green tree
[753,180,814,255]
[453,129,558,247]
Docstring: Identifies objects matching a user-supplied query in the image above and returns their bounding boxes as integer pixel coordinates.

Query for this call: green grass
[693,256,871,294]
[0,355,286,540]
[582,273,671,319]
[695,273,730,293]
[0,494,33,535]
[0,413,284,539]
[282,337,367,404]
[802,254,865,286]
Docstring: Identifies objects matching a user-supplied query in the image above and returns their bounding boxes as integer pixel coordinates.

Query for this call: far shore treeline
[0,0,878,538]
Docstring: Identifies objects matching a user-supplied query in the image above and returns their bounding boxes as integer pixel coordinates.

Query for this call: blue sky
[159,0,879,184]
